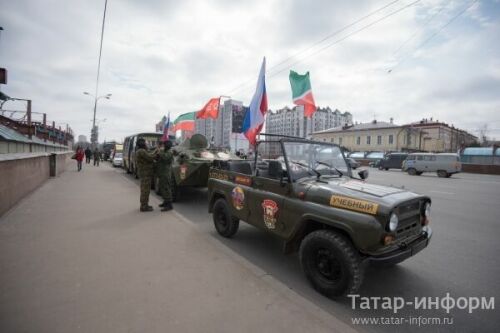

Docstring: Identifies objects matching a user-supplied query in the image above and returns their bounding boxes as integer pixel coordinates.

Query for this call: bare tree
[478,124,489,146]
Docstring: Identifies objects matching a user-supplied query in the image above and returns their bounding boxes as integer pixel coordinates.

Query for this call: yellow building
[312,120,421,152]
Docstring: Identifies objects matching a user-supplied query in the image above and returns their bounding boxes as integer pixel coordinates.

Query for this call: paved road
[118,166,500,332]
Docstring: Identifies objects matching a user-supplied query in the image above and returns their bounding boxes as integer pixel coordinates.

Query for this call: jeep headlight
[389,213,399,232]
[424,202,431,218]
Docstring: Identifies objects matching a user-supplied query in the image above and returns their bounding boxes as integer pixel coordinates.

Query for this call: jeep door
[246,142,289,235]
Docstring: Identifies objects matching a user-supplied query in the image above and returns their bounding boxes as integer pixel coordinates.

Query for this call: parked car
[369,159,382,168]
[378,153,408,170]
[403,153,461,177]
[347,158,360,169]
[348,151,365,159]
[112,152,123,167]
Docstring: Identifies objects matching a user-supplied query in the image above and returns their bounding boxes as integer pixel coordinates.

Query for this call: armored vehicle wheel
[437,170,447,178]
[407,168,417,176]
[300,230,363,297]
[213,198,239,238]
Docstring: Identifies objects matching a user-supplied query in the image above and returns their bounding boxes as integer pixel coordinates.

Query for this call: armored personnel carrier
[154,134,239,201]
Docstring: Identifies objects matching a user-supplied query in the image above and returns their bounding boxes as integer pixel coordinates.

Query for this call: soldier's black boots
[161,202,173,212]
[140,205,154,212]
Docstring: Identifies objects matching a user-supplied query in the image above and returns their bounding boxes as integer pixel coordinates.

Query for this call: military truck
[154,134,239,201]
[207,136,432,297]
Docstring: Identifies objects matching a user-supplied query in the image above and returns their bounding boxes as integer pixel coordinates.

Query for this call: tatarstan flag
[172,112,195,132]
[289,70,317,117]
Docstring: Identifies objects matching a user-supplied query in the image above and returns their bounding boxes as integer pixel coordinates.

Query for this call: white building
[78,135,87,142]
[265,106,352,138]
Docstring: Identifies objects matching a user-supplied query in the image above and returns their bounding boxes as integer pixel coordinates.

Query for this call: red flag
[196,97,220,119]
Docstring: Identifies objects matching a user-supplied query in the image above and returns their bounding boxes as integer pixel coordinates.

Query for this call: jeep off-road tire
[213,198,239,238]
[300,230,364,297]
[407,168,417,176]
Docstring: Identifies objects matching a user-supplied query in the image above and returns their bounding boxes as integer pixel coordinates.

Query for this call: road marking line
[429,190,455,195]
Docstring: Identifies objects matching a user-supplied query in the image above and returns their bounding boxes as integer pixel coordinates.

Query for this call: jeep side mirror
[358,169,369,180]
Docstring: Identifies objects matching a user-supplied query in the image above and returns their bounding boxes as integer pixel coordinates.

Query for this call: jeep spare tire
[213,198,239,238]
[299,230,364,297]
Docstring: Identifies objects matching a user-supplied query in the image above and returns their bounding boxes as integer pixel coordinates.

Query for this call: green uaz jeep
[207,137,432,297]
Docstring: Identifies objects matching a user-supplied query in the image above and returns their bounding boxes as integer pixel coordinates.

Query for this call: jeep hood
[298,177,424,212]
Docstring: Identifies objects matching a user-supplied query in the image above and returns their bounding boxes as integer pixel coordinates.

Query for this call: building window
[356,136,360,145]
[339,137,343,145]
[366,136,371,145]
[389,135,394,145]
[377,135,382,145]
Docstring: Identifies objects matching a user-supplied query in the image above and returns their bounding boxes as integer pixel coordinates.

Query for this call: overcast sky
[1,0,499,141]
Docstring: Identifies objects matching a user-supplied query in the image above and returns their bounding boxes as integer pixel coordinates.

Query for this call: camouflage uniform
[136,148,155,209]
[157,149,174,202]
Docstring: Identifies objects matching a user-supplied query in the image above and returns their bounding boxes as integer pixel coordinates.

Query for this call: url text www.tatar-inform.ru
[351,316,453,327]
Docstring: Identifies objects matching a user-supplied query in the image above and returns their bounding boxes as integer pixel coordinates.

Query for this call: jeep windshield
[283,141,348,181]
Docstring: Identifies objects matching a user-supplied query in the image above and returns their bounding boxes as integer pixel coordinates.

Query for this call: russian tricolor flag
[161,112,170,142]
[242,57,268,145]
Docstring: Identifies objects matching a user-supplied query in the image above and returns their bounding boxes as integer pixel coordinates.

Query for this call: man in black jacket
[85,147,92,164]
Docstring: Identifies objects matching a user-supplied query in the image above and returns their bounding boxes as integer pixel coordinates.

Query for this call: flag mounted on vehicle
[289,70,317,117]
[172,112,196,132]
[242,57,268,145]
[196,97,220,119]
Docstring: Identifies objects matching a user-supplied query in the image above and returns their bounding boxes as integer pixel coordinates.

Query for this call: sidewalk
[0,161,355,333]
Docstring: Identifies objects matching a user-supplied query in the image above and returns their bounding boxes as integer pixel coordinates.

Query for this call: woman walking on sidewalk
[75,146,84,172]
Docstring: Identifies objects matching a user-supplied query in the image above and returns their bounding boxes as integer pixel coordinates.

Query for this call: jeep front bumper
[368,226,432,265]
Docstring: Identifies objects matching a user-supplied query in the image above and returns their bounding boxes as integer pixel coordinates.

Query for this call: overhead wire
[225,0,406,95]
[392,0,451,56]
[266,0,422,80]
[388,0,479,73]
[226,0,423,97]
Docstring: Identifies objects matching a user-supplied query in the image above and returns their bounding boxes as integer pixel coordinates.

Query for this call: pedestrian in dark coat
[93,149,100,166]
[85,147,92,164]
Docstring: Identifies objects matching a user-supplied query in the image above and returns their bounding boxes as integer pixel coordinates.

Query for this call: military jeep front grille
[397,218,419,235]
[398,201,420,215]
[395,200,422,238]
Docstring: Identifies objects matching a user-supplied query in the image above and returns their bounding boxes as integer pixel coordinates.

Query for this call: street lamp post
[83,92,111,147]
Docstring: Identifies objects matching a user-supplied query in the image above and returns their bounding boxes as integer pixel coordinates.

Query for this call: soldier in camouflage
[136,138,156,212]
[157,140,174,211]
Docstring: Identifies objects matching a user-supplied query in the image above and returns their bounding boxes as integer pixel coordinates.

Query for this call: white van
[403,153,461,177]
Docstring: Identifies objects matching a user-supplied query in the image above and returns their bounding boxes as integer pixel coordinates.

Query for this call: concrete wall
[462,164,500,175]
[0,152,71,216]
